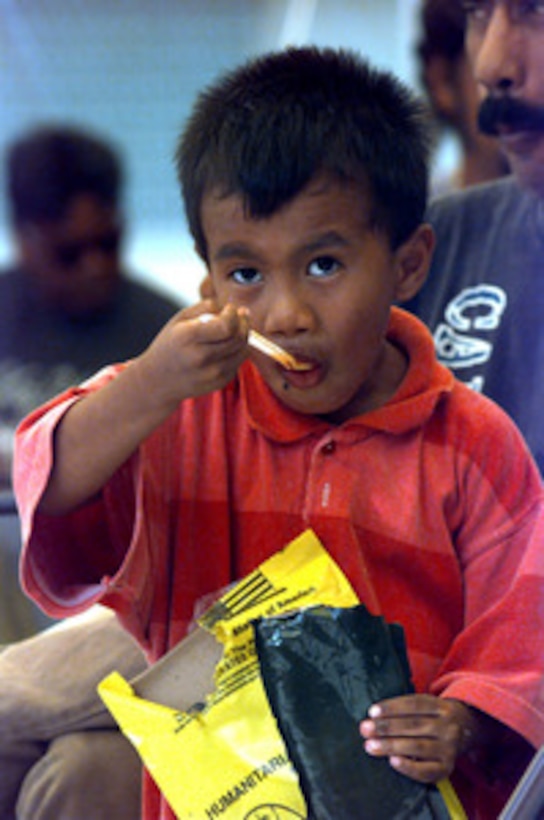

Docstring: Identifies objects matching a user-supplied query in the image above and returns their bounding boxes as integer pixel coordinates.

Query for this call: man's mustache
[478,95,544,136]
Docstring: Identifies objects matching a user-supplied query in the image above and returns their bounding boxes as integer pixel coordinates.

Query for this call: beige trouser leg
[0,606,147,820]
[16,730,142,820]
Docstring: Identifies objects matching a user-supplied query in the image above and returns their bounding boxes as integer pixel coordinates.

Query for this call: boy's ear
[199,274,216,300]
[393,223,435,303]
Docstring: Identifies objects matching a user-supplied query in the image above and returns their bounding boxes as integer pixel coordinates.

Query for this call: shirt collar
[239,361,328,442]
[239,307,454,442]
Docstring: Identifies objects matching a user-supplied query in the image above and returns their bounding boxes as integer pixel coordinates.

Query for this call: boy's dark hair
[176,46,432,257]
[6,124,123,227]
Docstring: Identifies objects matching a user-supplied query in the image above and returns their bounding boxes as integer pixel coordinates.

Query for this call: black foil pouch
[254,604,453,820]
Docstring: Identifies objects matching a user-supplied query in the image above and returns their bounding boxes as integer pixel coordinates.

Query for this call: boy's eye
[308,256,340,278]
[230,267,262,285]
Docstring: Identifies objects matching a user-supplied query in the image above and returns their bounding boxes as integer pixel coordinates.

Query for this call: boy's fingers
[189,305,248,344]
[389,755,449,783]
[364,736,440,759]
[361,714,440,739]
[364,736,455,782]
[361,695,445,742]
[369,694,441,718]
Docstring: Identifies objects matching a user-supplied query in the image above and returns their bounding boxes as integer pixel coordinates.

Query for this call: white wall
[0,0,423,305]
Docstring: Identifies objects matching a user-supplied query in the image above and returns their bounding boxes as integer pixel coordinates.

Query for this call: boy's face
[202,174,430,423]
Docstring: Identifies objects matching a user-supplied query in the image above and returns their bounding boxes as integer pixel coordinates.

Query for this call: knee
[17,730,142,820]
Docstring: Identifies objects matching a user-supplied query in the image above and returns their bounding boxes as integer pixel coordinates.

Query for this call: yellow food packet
[99,529,466,819]
[99,529,358,819]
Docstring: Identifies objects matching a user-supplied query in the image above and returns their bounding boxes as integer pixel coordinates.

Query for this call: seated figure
[0,606,147,820]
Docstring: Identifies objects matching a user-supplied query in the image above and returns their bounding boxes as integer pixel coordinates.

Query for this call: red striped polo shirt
[14,307,544,819]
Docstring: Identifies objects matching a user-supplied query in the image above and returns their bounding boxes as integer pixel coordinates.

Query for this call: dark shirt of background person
[0,124,182,488]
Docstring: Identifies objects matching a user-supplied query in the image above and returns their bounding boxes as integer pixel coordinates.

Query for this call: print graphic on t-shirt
[432,285,507,392]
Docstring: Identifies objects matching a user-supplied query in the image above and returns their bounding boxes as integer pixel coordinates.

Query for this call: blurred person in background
[416,0,509,195]
[405,0,544,475]
[0,124,181,490]
[0,125,180,819]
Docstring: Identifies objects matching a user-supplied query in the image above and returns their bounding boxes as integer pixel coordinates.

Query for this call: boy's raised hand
[38,301,250,516]
[135,301,250,411]
[359,694,481,783]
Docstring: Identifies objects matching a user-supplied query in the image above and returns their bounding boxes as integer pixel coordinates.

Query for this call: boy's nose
[471,5,526,95]
[261,287,314,339]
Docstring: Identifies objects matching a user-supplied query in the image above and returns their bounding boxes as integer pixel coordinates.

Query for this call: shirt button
[322,441,336,455]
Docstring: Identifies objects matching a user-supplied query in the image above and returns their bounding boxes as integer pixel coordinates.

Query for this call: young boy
[14,47,544,819]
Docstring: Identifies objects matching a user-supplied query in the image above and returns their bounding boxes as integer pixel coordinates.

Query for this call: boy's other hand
[359,694,479,783]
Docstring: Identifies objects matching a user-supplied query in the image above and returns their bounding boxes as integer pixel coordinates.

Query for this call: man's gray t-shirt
[404,176,544,473]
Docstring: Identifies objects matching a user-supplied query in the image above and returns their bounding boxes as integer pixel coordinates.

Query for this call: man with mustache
[405,0,544,474]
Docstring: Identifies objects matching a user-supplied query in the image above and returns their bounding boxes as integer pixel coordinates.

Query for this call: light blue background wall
[0,0,421,304]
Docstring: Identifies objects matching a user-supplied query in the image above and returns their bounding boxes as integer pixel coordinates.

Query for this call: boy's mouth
[248,330,313,371]
[282,353,315,373]
[279,359,323,389]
